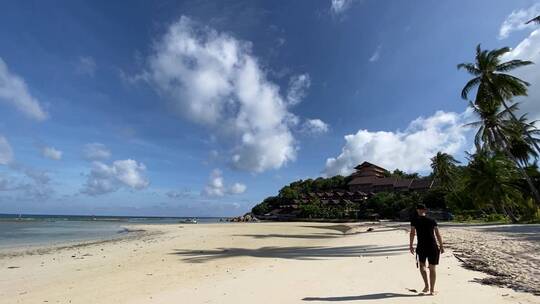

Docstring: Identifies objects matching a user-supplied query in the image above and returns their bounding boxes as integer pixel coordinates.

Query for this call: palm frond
[461,77,481,99]
[490,47,511,60]
[497,60,534,72]
[525,16,540,24]
[457,63,481,75]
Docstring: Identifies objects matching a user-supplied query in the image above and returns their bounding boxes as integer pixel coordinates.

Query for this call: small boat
[180,218,197,224]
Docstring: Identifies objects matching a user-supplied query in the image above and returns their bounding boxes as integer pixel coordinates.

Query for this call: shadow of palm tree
[477,224,540,242]
[301,225,354,234]
[234,233,341,239]
[301,225,401,235]
[303,292,424,301]
[170,245,408,263]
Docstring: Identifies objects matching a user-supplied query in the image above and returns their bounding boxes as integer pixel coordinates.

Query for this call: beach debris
[446,227,540,295]
[7,266,20,269]
[366,228,374,232]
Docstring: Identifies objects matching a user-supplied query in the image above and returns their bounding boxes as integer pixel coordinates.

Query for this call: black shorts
[417,248,440,265]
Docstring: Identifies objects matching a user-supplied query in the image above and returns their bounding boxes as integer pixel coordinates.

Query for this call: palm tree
[465,152,523,222]
[466,100,513,152]
[458,45,540,204]
[458,45,533,103]
[430,152,460,191]
[503,113,540,166]
[466,99,540,203]
[457,45,538,152]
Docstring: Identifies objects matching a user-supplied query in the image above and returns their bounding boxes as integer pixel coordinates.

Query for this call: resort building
[347,162,434,193]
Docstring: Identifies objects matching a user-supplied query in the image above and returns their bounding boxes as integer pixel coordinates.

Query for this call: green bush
[453,214,473,222]
[483,214,509,223]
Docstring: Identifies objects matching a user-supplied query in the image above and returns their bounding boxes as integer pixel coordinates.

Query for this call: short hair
[416,203,427,210]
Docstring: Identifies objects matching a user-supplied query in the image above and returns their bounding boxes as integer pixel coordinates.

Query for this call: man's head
[416,203,427,216]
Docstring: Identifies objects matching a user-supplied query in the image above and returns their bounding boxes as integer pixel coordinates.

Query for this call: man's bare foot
[422,287,429,293]
[429,291,438,295]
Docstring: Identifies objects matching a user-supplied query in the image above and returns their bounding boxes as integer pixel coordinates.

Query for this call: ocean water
[0,214,222,249]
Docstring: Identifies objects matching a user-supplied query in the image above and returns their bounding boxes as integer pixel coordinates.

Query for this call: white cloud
[144,16,298,172]
[302,119,329,135]
[331,0,354,14]
[498,4,540,39]
[502,29,540,121]
[229,182,247,194]
[76,56,97,76]
[369,45,381,62]
[81,159,149,196]
[286,73,311,106]
[203,169,225,197]
[0,57,47,121]
[83,143,111,161]
[202,169,246,197]
[324,110,470,176]
[41,146,62,160]
[0,136,14,165]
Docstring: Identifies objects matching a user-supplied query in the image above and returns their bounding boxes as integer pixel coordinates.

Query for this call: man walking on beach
[409,204,444,295]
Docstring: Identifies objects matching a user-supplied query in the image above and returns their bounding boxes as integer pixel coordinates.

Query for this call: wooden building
[348,161,434,193]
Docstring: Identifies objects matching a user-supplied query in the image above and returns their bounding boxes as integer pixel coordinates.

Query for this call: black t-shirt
[411,216,438,250]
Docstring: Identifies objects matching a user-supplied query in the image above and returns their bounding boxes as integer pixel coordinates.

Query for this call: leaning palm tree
[467,99,540,203]
[465,151,523,222]
[457,45,538,152]
[503,113,540,166]
[466,100,511,152]
[430,152,460,191]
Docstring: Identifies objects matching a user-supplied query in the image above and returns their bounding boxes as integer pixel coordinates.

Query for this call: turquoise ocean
[0,214,222,249]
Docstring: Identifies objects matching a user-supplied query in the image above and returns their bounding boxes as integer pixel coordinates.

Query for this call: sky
[1,0,540,217]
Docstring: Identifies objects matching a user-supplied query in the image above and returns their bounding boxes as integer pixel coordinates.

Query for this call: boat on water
[180,218,197,224]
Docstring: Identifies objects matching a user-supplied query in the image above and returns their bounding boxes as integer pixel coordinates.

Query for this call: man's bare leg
[428,264,437,295]
[419,262,429,292]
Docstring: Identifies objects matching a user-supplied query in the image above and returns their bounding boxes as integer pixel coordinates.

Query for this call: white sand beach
[0,222,538,304]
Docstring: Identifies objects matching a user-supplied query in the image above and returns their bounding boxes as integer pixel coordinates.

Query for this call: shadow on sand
[301,224,354,234]
[303,292,424,301]
[477,224,540,242]
[234,233,341,239]
[170,244,408,263]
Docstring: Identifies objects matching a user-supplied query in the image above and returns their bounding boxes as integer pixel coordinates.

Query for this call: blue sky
[1,0,540,216]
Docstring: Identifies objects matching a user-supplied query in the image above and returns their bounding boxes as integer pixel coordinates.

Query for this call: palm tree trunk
[502,204,519,223]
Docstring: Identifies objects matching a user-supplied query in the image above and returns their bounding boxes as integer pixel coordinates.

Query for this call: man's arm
[409,226,416,255]
[434,227,444,253]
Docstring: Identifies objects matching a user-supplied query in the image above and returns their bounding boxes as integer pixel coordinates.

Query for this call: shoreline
[0,226,158,259]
